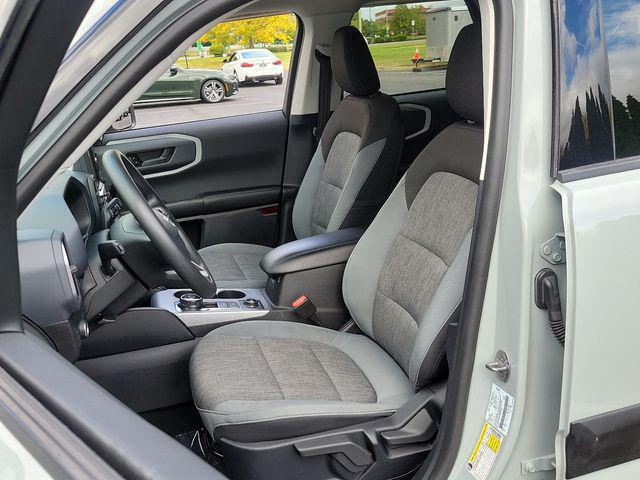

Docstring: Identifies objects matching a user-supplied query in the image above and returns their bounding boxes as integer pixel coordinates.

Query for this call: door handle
[127,148,175,169]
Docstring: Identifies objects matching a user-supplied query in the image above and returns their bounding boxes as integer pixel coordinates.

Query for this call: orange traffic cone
[412,48,422,71]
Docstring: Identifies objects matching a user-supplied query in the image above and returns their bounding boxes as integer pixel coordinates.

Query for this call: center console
[150,288,271,329]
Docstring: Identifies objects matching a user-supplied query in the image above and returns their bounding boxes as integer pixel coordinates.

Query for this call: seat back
[292,26,403,239]
[342,23,484,391]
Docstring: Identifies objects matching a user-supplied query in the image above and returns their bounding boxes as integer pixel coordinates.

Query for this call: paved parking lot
[134,69,447,129]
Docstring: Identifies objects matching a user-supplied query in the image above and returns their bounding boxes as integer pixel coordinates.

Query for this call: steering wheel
[100,149,217,298]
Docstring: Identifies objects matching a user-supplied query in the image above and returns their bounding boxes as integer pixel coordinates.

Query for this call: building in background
[374,6,427,25]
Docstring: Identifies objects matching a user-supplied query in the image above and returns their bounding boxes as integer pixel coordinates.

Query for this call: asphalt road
[134,69,447,129]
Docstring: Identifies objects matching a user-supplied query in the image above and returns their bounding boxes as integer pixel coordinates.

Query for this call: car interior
[8,0,494,478]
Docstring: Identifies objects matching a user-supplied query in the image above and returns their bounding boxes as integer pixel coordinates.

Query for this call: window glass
[604,0,640,160]
[351,1,471,95]
[134,13,297,129]
[68,0,122,54]
[241,50,277,59]
[556,0,640,171]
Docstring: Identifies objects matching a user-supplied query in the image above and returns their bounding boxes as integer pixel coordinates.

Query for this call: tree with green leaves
[627,94,640,138]
[351,11,386,38]
[409,5,426,35]
[391,4,413,35]
[562,96,590,168]
[612,95,640,158]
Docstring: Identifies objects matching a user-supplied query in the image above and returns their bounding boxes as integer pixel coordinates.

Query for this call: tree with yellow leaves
[201,14,296,50]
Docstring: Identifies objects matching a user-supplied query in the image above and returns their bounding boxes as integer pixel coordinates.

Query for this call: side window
[604,0,640,160]
[556,0,640,172]
[351,1,471,95]
[134,14,298,129]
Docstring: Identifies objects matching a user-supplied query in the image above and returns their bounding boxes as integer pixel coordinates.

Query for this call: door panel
[100,110,288,249]
[95,133,199,176]
[554,173,640,478]
[393,89,460,177]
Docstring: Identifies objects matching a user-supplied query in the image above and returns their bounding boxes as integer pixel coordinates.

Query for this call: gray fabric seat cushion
[198,243,272,289]
[190,321,413,441]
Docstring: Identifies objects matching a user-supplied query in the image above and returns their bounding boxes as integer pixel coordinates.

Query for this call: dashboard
[17,161,142,361]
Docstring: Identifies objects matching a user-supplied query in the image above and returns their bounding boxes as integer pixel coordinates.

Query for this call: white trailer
[425,7,472,62]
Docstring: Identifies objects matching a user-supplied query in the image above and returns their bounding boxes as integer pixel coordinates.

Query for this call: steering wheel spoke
[100,149,217,297]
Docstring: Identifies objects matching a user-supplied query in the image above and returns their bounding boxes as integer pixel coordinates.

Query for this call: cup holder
[214,290,246,300]
[173,289,246,300]
[173,290,194,299]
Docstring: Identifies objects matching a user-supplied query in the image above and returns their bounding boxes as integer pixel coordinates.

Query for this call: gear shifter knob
[179,292,204,310]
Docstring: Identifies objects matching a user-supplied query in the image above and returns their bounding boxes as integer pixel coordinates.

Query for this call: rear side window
[351,1,471,95]
[555,0,640,173]
[241,50,276,59]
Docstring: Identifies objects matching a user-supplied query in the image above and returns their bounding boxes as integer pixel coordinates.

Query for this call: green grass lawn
[368,40,426,69]
[175,41,442,73]
[368,40,447,70]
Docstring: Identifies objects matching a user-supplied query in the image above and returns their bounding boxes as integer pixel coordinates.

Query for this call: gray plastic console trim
[151,289,271,327]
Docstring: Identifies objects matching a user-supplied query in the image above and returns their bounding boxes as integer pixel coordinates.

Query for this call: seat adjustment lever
[294,433,372,473]
[380,409,438,447]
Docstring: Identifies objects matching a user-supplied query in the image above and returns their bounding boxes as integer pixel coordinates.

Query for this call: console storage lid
[260,228,364,276]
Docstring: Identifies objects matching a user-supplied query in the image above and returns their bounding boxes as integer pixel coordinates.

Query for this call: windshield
[30,0,154,131]
[241,50,275,59]
[67,0,122,57]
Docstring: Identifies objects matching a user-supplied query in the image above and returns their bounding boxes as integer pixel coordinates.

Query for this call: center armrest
[260,228,364,276]
[260,228,364,330]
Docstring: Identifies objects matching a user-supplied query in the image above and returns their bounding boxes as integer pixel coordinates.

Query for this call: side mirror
[169,66,178,76]
[223,58,228,63]
[109,106,136,132]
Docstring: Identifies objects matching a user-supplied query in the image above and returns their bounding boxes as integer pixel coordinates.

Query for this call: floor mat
[175,427,224,471]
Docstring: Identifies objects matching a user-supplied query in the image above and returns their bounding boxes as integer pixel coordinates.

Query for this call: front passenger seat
[198,26,403,288]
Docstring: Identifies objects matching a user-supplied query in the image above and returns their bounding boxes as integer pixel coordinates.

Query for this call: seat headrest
[446,23,484,124]
[331,26,380,96]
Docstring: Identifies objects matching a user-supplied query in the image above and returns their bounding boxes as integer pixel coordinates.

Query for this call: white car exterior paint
[0,420,54,479]
[221,48,284,82]
[554,171,640,478]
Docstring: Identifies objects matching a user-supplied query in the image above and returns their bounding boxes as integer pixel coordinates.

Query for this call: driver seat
[197,26,403,288]
[190,21,483,459]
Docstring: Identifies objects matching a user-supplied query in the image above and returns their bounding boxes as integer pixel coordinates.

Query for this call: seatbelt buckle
[292,295,317,320]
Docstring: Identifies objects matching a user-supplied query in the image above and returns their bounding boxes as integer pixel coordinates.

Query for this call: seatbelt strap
[313,48,332,143]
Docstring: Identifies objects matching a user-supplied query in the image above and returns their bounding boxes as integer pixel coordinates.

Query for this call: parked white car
[221,48,284,84]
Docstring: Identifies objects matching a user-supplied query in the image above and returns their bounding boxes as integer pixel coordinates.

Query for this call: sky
[602,0,640,101]
[559,0,640,145]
